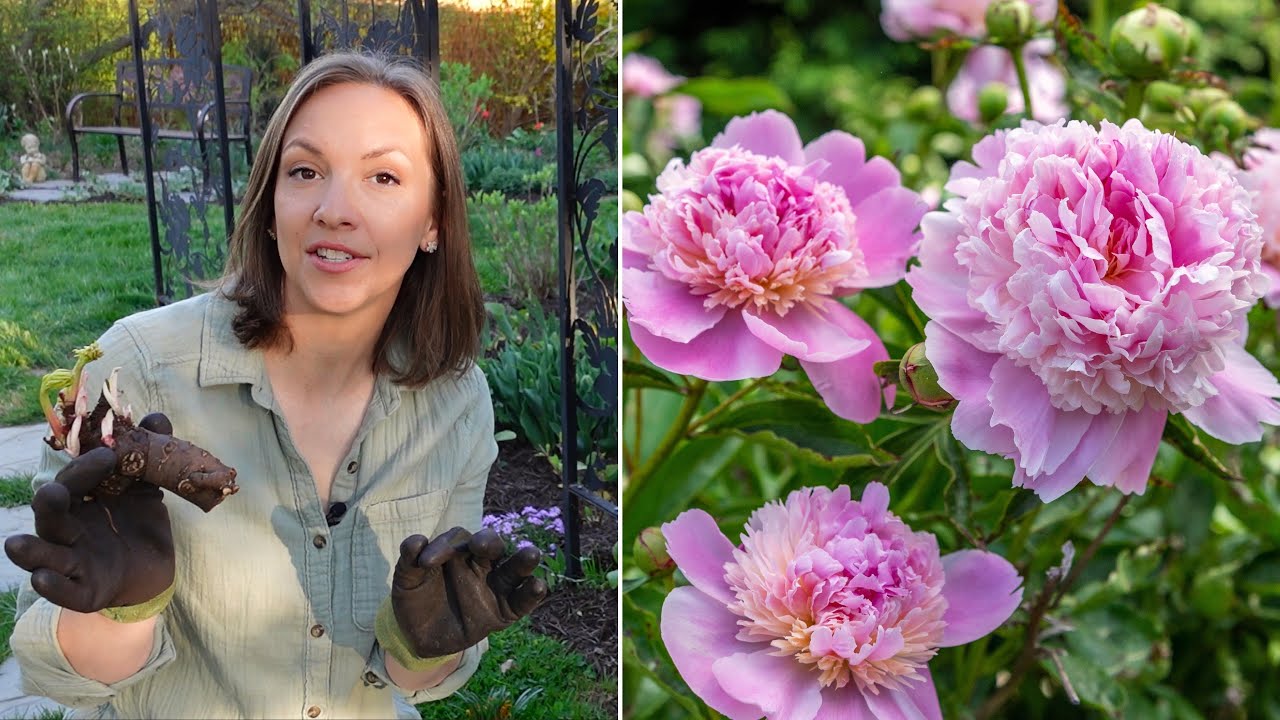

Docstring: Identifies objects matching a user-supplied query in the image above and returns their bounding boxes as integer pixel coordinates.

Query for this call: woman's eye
[373,172,400,186]
[288,167,318,180]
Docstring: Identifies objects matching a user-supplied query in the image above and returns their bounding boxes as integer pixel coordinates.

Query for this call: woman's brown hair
[219,50,483,387]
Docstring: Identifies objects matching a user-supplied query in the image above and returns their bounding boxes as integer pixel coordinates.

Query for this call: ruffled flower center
[954,121,1264,414]
[639,146,867,316]
[723,490,947,693]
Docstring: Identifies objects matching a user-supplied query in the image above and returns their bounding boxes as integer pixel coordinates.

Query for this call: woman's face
[273,81,438,324]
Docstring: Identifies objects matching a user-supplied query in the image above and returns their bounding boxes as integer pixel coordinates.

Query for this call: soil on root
[482,437,618,682]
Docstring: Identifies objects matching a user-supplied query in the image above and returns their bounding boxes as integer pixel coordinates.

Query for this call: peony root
[41,345,238,512]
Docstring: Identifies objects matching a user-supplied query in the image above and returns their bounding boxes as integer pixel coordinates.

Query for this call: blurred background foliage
[622,1,1280,719]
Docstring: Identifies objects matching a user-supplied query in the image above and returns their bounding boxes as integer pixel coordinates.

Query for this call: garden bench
[65,59,254,182]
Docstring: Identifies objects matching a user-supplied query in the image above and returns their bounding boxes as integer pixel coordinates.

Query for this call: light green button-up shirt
[12,291,496,719]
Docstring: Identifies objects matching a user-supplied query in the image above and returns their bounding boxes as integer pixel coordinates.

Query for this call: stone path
[0,424,67,719]
[4,174,133,203]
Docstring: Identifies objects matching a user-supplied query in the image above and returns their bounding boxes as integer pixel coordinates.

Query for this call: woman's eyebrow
[361,146,407,160]
[281,138,323,156]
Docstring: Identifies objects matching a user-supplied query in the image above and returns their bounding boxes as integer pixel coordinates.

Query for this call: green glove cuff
[99,579,176,623]
[375,598,462,672]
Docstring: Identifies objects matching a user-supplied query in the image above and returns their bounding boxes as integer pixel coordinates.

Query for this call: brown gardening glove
[389,527,548,659]
[4,413,176,615]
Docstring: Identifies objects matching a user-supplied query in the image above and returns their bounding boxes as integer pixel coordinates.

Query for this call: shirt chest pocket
[350,488,451,632]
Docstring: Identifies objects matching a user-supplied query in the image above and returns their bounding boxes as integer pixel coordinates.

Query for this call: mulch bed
[482,438,618,682]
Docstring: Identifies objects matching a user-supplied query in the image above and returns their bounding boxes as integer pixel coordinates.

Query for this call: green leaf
[623,436,744,539]
[677,76,794,117]
[1042,649,1128,714]
[1162,415,1243,484]
[624,360,684,394]
[697,398,895,469]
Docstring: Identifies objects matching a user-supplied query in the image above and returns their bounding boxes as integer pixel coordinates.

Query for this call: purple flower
[907,119,1279,501]
[661,483,1022,720]
[1240,129,1280,306]
[623,54,683,98]
[946,40,1067,124]
[880,0,1055,41]
[623,110,928,422]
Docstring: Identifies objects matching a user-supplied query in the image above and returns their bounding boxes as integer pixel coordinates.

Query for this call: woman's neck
[267,309,385,392]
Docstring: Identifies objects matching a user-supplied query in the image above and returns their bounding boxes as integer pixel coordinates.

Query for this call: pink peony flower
[1240,129,1280,306]
[907,119,1280,502]
[622,111,927,422]
[880,0,1055,41]
[946,40,1068,124]
[661,483,1023,720]
[622,53,683,98]
[648,93,703,154]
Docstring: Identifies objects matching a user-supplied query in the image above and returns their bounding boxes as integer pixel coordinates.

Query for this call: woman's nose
[312,177,359,229]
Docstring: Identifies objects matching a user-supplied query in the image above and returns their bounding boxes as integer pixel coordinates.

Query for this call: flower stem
[1090,0,1108,42]
[687,377,767,434]
[624,379,707,505]
[1011,44,1035,120]
[1124,80,1148,121]
[975,494,1132,719]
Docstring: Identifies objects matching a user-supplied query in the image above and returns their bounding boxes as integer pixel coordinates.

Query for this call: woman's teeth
[315,247,354,262]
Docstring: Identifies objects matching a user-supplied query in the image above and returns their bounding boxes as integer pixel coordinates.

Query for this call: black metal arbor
[123,0,617,577]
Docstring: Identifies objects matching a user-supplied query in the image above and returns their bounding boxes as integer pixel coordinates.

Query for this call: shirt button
[310,624,325,638]
[307,706,321,718]
[346,461,358,474]
[312,535,326,549]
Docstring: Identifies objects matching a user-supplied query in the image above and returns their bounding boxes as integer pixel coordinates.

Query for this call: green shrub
[439,61,495,153]
[462,135,554,198]
[478,302,615,467]
[468,192,558,303]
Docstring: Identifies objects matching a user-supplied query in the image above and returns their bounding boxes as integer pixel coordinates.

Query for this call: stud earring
[267,228,276,241]
[422,238,438,254]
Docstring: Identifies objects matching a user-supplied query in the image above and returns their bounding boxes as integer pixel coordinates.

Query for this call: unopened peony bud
[906,86,944,122]
[1198,100,1250,142]
[986,0,1037,47]
[633,527,674,576]
[1186,87,1231,117]
[1109,3,1193,80]
[978,82,1011,124]
[898,343,957,411]
[1144,81,1184,112]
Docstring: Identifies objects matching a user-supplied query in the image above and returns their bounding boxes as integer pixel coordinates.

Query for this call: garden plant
[0,2,617,718]
[621,0,1280,718]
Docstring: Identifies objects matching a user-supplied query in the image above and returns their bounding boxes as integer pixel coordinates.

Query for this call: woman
[3,51,545,718]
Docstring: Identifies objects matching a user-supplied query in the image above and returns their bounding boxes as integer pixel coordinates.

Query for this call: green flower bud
[978,82,1011,124]
[898,343,957,411]
[1144,80,1184,112]
[905,86,944,122]
[1198,100,1250,142]
[1186,86,1230,117]
[986,0,1037,47]
[622,189,645,213]
[633,527,674,577]
[1109,3,1193,80]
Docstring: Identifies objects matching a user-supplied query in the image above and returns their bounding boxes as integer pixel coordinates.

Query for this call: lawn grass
[0,587,18,663]
[0,202,156,425]
[0,474,35,507]
[416,617,614,720]
[0,200,510,426]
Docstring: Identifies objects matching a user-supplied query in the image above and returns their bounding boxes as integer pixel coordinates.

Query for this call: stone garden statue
[19,133,48,184]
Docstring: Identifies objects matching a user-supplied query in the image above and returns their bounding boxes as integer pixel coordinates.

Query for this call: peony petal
[799,303,893,423]
[1086,406,1167,494]
[622,268,727,343]
[813,685,874,720]
[1182,343,1280,444]
[902,668,943,720]
[906,213,988,339]
[939,550,1024,647]
[713,110,805,165]
[849,187,928,288]
[925,323,996,404]
[863,684,933,720]
[804,131,900,207]
[1014,410,1124,502]
[662,509,738,604]
[661,587,764,720]
[714,651,824,720]
[743,302,872,363]
[629,311,784,381]
[988,357,1081,477]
